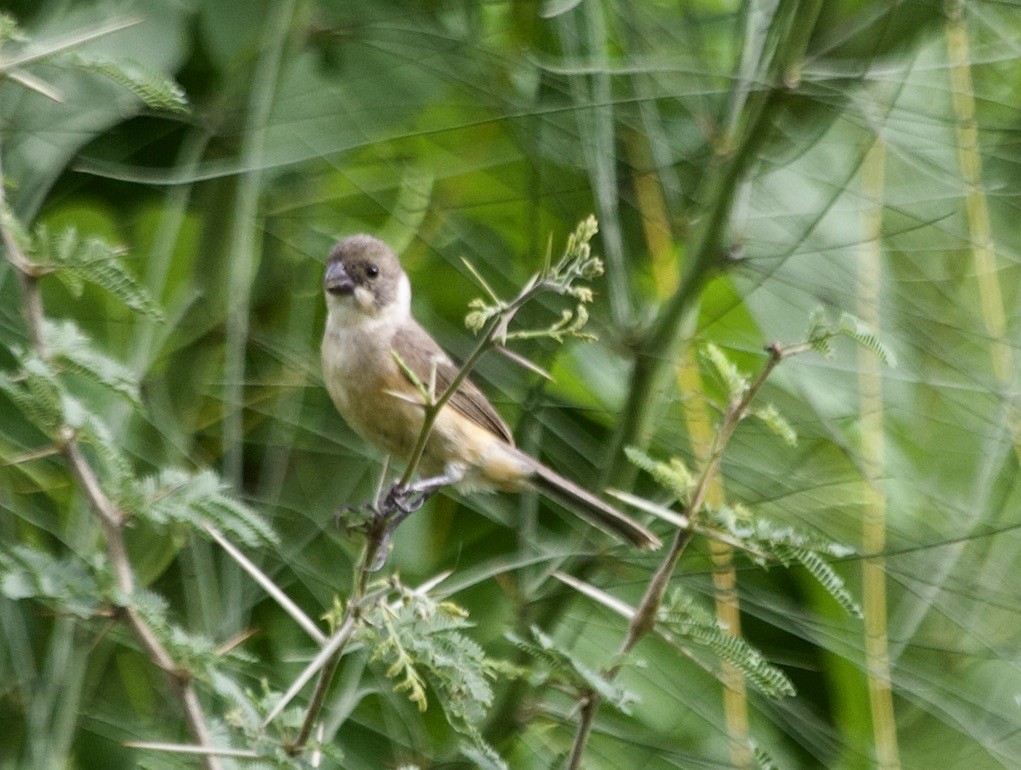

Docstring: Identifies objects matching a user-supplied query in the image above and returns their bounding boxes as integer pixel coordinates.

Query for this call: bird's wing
[391,322,515,446]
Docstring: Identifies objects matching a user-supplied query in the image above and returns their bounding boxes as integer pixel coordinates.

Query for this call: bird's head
[324,235,410,320]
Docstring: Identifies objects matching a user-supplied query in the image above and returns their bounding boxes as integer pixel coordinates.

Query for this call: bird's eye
[366,265,379,279]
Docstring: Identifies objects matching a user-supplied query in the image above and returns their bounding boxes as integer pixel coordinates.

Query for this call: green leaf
[625,446,694,501]
[751,403,797,447]
[507,625,638,714]
[657,589,795,699]
[0,356,65,438]
[67,54,188,113]
[774,544,863,619]
[838,312,896,366]
[0,545,102,618]
[709,506,861,618]
[140,469,277,547]
[701,342,748,400]
[363,586,506,758]
[43,319,140,404]
[33,225,163,320]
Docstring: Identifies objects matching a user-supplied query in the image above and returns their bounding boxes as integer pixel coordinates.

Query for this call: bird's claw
[382,481,427,516]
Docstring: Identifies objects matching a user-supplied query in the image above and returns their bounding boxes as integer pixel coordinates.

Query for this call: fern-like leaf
[658,589,795,698]
[362,588,506,767]
[33,225,163,320]
[701,342,748,400]
[709,506,861,618]
[838,312,896,366]
[0,356,64,437]
[774,543,863,619]
[67,394,135,500]
[141,469,277,547]
[507,626,638,714]
[751,403,797,447]
[43,319,140,403]
[460,738,509,770]
[68,54,188,113]
[625,446,694,501]
[0,545,102,618]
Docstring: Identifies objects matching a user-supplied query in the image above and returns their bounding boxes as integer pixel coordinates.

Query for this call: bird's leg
[368,465,465,572]
[384,464,465,517]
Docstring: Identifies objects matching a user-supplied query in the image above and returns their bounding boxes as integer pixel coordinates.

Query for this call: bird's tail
[525,458,661,550]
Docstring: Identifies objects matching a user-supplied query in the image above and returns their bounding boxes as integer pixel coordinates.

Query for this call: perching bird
[321,234,661,550]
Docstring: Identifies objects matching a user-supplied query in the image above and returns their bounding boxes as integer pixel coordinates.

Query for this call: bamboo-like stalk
[630,131,752,767]
[945,1,1016,433]
[677,348,752,769]
[857,135,900,770]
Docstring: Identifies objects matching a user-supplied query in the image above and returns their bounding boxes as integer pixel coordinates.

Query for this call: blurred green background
[2,0,1021,767]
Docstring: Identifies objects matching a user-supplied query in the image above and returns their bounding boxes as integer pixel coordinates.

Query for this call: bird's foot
[381,481,430,517]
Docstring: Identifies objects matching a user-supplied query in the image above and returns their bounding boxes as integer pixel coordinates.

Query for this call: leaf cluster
[807,309,896,366]
[360,582,510,768]
[0,15,187,112]
[709,503,862,619]
[464,216,604,345]
[506,625,638,715]
[31,225,164,320]
[657,588,795,698]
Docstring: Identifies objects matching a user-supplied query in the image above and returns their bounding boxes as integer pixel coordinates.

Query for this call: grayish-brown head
[324,235,410,318]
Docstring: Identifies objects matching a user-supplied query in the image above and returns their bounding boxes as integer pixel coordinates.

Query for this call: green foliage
[3,1,1020,768]
[43,319,141,403]
[67,54,188,113]
[807,308,896,367]
[701,342,749,401]
[0,357,64,439]
[750,403,798,447]
[138,469,278,547]
[657,588,796,699]
[464,217,604,343]
[625,446,695,503]
[0,545,102,618]
[838,312,897,367]
[710,504,862,619]
[362,584,507,768]
[0,12,25,44]
[507,626,638,715]
[31,225,163,320]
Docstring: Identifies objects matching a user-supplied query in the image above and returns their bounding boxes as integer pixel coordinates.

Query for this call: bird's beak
[324,261,355,295]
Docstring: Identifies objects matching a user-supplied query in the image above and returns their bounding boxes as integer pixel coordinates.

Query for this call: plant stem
[566,344,786,765]
[0,145,224,770]
[856,132,900,770]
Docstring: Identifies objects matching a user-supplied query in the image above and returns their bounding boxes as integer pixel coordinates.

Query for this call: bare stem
[289,511,392,754]
[0,144,223,770]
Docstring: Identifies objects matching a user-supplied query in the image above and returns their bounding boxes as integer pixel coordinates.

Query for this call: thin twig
[203,522,326,646]
[397,277,548,489]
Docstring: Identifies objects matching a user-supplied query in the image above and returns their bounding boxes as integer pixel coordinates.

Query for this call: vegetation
[2,1,1020,768]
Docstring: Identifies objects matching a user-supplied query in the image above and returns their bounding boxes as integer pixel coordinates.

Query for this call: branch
[566,343,790,766]
[0,147,224,770]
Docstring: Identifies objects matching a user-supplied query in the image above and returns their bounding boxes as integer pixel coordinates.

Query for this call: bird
[320,234,661,551]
